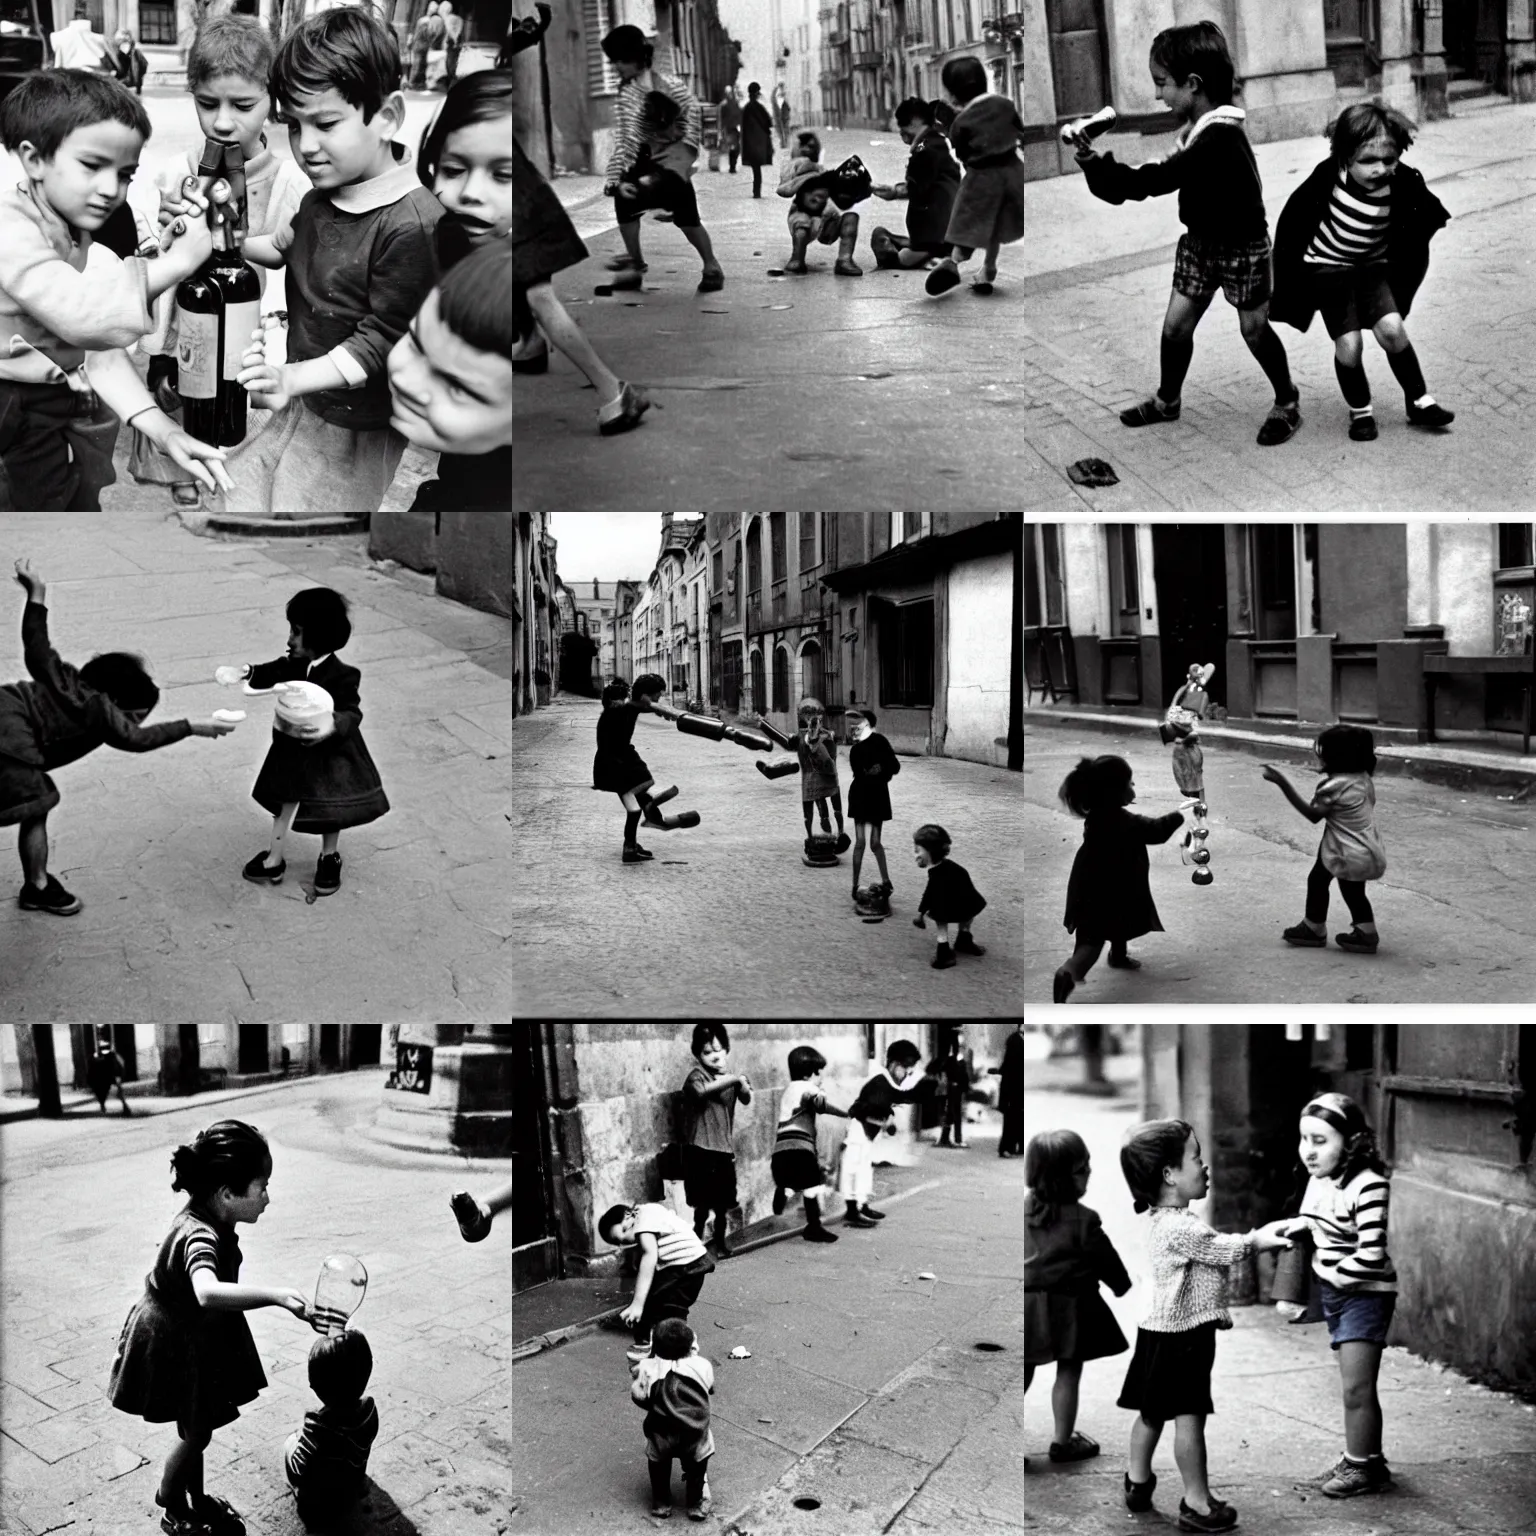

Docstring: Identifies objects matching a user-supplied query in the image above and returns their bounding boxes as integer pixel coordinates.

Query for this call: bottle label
[222,299,261,381]
[177,313,218,400]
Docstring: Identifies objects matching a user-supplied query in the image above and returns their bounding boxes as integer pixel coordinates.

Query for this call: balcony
[854,50,882,68]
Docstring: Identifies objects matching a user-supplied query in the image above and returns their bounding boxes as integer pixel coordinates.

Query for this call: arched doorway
[799,638,824,704]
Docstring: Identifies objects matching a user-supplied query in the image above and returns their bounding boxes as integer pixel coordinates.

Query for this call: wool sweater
[1296,1167,1397,1294]
[773,1083,846,1157]
[1136,1207,1254,1333]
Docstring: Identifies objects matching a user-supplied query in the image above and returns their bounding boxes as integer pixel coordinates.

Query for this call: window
[799,513,820,573]
[1498,524,1534,570]
[801,640,824,703]
[877,602,933,707]
[712,548,722,592]
[746,519,762,594]
[139,0,177,44]
[900,512,928,543]
[1253,524,1297,640]
[773,645,790,712]
[1041,525,1065,626]
[1105,525,1140,637]
[770,512,786,582]
[749,648,765,713]
[584,0,620,95]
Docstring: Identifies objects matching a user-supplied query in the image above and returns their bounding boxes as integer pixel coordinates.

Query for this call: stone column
[372,1025,511,1154]
[1376,0,1421,118]
[1103,0,1176,119]
[1232,0,1336,143]
[1414,0,1449,118]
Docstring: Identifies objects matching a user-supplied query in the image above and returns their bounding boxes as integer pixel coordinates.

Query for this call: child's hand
[13,558,44,600]
[619,1302,644,1327]
[1261,764,1287,786]
[188,720,237,738]
[273,1287,310,1318]
[617,180,639,201]
[237,329,291,412]
[159,192,214,276]
[215,665,246,686]
[161,430,234,495]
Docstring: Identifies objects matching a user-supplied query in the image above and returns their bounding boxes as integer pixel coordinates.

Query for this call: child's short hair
[80,652,159,714]
[1058,755,1134,817]
[170,1119,272,1200]
[418,67,513,189]
[286,587,352,654]
[631,671,667,701]
[796,696,823,722]
[929,99,956,132]
[691,1024,729,1057]
[1327,101,1416,164]
[601,24,653,66]
[793,129,821,160]
[601,678,631,706]
[787,1046,826,1080]
[0,68,150,160]
[1149,21,1236,106]
[652,1318,694,1359]
[912,823,951,859]
[1314,724,1377,775]
[437,238,513,355]
[598,1204,633,1245]
[308,1328,373,1406]
[893,96,932,128]
[884,1039,921,1068]
[187,14,277,96]
[940,55,987,104]
[271,5,401,123]
[1120,1119,1195,1214]
[1025,1128,1088,1229]
[642,89,681,131]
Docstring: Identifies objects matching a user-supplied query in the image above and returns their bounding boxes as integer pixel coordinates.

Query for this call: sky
[547,514,665,584]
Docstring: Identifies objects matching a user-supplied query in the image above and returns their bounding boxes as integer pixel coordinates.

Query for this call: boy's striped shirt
[1303,168,1392,267]
[1298,1166,1397,1292]
[630,1203,709,1268]
[604,68,701,190]
[774,1083,829,1155]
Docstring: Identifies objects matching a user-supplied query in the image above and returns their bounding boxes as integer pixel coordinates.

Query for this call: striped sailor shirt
[1303,167,1392,267]
[1297,1166,1398,1293]
[603,67,702,192]
[629,1202,710,1269]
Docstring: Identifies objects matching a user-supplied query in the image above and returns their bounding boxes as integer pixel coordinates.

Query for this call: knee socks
[1247,323,1297,402]
[803,1194,825,1229]
[1386,341,1430,404]
[623,810,641,845]
[1159,333,1194,404]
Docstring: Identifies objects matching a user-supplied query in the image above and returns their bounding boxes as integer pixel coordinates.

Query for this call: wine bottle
[175,209,261,447]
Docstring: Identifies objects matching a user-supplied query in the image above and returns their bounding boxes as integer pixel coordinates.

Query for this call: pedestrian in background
[108,28,149,93]
[718,83,742,172]
[772,82,791,147]
[740,81,774,196]
[995,1024,1024,1157]
[680,1024,751,1258]
[88,1037,132,1114]
[937,1034,970,1148]
[49,2,110,70]
[409,1,442,91]
[438,0,462,90]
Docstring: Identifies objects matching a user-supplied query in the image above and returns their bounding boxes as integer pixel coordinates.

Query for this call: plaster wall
[1407,523,1496,652]
[944,552,1014,767]
[1063,523,1108,635]
[1105,0,1176,116]
[1019,0,1056,125]
[1318,524,1407,642]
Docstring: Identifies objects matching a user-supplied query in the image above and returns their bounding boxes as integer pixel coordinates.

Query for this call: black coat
[1270,157,1449,332]
[918,859,987,924]
[741,100,775,167]
[846,732,900,823]
[1062,807,1183,942]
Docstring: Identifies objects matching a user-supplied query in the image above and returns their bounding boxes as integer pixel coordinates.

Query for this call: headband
[1302,1093,1364,1138]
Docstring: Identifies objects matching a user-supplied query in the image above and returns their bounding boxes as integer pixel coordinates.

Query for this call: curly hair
[1120,1119,1196,1214]
[1059,755,1134,818]
[1025,1128,1088,1229]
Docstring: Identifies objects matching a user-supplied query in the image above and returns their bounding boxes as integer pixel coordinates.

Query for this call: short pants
[1304,263,1399,340]
[1319,1279,1396,1349]
[788,207,844,242]
[614,167,700,228]
[1172,232,1272,308]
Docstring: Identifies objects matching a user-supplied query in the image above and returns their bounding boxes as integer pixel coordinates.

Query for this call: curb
[0,1073,364,1126]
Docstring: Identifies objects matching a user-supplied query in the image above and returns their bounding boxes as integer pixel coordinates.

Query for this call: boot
[954,931,986,956]
[802,1195,838,1242]
[711,1215,733,1258]
[844,1200,878,1228]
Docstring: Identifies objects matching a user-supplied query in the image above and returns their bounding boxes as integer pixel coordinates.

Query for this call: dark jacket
[109,43,148,93]
[718,95,743,134]
[917,859,987,924]
[902,126,961,249]
[1269,157,1450,332]
[1062,806,1183,941]
[741,100,775,166]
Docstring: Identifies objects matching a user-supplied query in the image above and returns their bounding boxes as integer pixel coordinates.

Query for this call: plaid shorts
[1172,233,1273,308]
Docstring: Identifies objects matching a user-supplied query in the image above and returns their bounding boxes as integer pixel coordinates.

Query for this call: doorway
[350,1026,382,1067]
[238,1025,269,1074]
[513,1026,558,1291]
[1152,526,1229,710]
[1442,0,1505,88]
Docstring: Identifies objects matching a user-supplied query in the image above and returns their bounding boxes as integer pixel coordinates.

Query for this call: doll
[1160,663,1217,885]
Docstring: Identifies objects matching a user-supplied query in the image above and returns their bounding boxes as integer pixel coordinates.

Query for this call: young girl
[1271,102,1453,441]
[1261,724,1386,952]
[1117,1120,1293,1531]
[592,675,700,864]
[1025,1129,1131,1464]
[220,587,389,897]
[108,1120,313,1536]
[844,708,900,900]
[1055,755,1186,1003]
[1274,1092,1396,1499]
[912,821,987,969]
[681,1023,751,1258]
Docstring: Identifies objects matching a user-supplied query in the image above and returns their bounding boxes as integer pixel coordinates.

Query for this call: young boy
[1073,20,1302,447]
[131,12,311,506]
[283,1329,380,1522]
[771,1045,852,1242]
[216,5,442,514]
[591,673,701,865]
[839,1040,942,1226]
[0,69,233,509]
[630,1318,715,1521]
[870,98,961,270]
[757,698,851,855]
[924,56,1026,297]
[777,131,862,277]
[681,1024,751,1258]
[599,1200,717,1364]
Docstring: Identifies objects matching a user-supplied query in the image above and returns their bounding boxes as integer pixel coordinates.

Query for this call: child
[771,1045,852,1242]
[912,821,987,969]
[924,55,1025,297]
[2,560,236,917]
[215,6,443,515]
[1274,1092,1396,1498]
[1271,101,1453,441]
[1025,1129,1131,1464]
[777,131,862,277]
[870,97,961,270]
[219,586,389,897]
[591,674,701,865]
[598,1201,717,1364]
[451,1179,513,1242]
[1054,755,1184,1003]
[796,698,848,851]
[838,1039,941,1225]
[630,1318,715,1521]
[1117,1119,1294,1531]
[130,14,311,507]
[108,1120,313,1536]
[844,708,900,899]
[0,70,234,509]
[681,1023,751,1258]
[284,1329,381,1521]
[1261,724,1385,952]
[1074,21,1303,447]
[600,24,724,294]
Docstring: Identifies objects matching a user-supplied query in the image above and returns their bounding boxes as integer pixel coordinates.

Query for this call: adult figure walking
[718,83,742,174]
[740,81,775,198]
[439,0,462,90]
[772,82,791,147]
[410,1,444,91]
[87,1038,132,1115]
[993,1025,1024,1157]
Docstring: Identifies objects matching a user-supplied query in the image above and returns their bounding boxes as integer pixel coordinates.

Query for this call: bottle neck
[210,212,241,254]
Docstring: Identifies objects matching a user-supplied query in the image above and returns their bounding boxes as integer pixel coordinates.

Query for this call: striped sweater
[603,67,702,192]
[1303,167,1391,267]
[773,1082,847,1157]
[1296,1166,1397,1293]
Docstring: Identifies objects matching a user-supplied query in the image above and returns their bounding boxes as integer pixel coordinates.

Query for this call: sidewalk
[0,510,511,1024]
[515,103,1536,512]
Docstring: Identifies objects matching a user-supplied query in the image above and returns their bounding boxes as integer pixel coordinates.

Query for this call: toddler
[599,1200,717,1364]
[680,1023,751,1258]
[770,1045,851,1242]
[777,131,862,276]
[630,1318,714,1521]
[912,821,987,968]
[284,1329,380,1520]
[1025,1129,1130,1464]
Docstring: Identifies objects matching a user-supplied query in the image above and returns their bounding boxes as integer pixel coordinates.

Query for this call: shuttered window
[585,0,620,96]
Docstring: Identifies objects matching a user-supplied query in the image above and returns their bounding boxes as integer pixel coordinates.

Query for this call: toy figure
[754,698,850,865]
[1160,662,1217,885]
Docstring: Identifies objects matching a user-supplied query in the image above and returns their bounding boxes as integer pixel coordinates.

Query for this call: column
[1231,0,1336,142]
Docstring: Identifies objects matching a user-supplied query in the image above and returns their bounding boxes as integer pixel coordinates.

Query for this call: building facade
[513,512,556,718]
[1026,522,1535,742]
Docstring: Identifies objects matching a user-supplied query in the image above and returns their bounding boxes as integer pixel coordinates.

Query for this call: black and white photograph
[512,513,1025,1018]
[510,1023,1025,1533]
[1025,1023,1536,1536]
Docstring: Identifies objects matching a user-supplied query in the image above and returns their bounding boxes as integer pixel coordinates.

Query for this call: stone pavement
[514,102,1536,512]
[0,510,511,1024]
[511,1114,1023,1535]
[512,692,1024,1018]
[0,1069,511,1536]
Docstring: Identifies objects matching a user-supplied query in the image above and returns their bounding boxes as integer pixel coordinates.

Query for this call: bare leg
[786,225,812,271]
[618,219,645,266]
[980,239,1000,283]
[524,282,623,408]
[1128,1414,1163,1483]
[935,921,952,947]
[1173,1413,1212,1512]
[267,802,299,867]
[320,830,340,857]
[18,813,48,889]
[1051,1359,1082,1444]
[160,1428,210,1510]
[851,825,866,890]
[1339,1341,1385,1458]
[677,223,722,276]
[897,245,932,268]
[870,829,890,886]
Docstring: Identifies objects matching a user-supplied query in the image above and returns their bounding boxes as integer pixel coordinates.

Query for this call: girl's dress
[1063,807,1183,943]
[1314,772,1386,881]
[944,94,1026,251]
[1025,1194,1130,1365]
[592,702,653,796]
[918,858,987,924]
[247,653,389,832]
[846,731,900,823]
[108,1203,268,1435]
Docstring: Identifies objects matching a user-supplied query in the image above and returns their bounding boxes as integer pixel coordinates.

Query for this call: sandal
[452,1190,493,1243]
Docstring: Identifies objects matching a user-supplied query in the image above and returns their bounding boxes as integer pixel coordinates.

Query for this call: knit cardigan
[1136,1207,1254,1332]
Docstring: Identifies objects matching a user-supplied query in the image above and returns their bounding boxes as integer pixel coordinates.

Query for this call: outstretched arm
[1261,765,1326,823]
